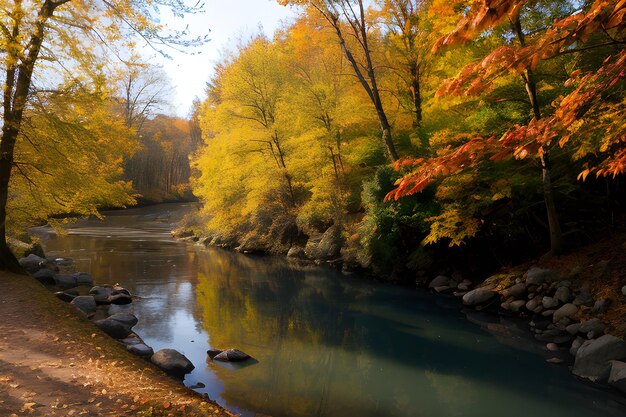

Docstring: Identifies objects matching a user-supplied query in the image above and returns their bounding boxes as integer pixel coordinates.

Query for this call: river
[33,203,626,417]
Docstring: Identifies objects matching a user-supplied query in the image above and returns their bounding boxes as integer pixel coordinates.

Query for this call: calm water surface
[33,203,626,417]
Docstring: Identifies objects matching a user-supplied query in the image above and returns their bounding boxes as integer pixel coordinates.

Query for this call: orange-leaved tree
[387,0,626,255]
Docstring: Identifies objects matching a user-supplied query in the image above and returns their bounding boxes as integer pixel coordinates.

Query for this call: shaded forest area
[189,0,626,281]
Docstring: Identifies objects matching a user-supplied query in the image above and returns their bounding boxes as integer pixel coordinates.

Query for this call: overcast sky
[145,1,299,117]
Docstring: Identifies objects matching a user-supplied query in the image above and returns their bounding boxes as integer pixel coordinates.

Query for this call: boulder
[608,361,626,394]
[570,337,585,356]
[90,286,113,304]
[108,313,138,328]
[510,300,526,312]
[70,296,97,317]
[120,336,143,346]
[462,289,497,306]
[316,225,343,261]
[127,344,154,357]
[18,254,46,273]
[429,275,450,289]
[573,335,626,382]
[108,292,132,305]
[72,272,93,286]
[526,267,558,286]
[579,318,606,335]
[554,286,571,304]
[32,268,56,285]
[553,303,578,323]
[94,318,132,339]
[54,274,77,289]
[542,296,559,309]
[8,238,45,259]
[503,283,526,298]
[211,349,252,362]
[151,349,194,377]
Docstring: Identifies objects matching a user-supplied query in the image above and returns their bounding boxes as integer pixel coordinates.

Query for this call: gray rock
[547,343,559,351]
[573,289,594,307]
[608,361,626,394]
[542,296,559,309]
[553,303,578,322]
[90,286,113,304]
[72,272,93,286]
[94,318,132,339]
[566,323,581,335]
[510,300,526,312]
[108,313,138,328]
[212,349,252,362]
[526,299,539,311]
[573,335,626,382]
[108,293,132,305]
[18,254,46,273]
[70,296,97,316]
[108,304,133,316]
[54,274,78,289]
[554,286,571,304]
[462,289,497,306]
[503,283,526,298]
[591,299,611,314]
[579,318,606,335]
[151,349,194,377]
[429,275,450,289]
[526,267,558,286]
[120,336,143,345]
[570,337,585,356]
[542,309,555,317]
[457,280,472,291]
[32,268,56,285]
[128,344,154,357]
[433,285,450,293]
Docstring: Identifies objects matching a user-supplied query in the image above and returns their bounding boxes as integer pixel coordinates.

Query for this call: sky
[144,0,299,117]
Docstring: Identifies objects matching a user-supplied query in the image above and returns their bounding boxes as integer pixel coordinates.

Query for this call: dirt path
[0,271,235,417]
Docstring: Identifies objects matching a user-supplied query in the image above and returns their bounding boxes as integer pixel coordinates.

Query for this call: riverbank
[0,270,233,417]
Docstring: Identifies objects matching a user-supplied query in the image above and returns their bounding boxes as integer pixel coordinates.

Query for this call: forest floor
[0,271,235,417]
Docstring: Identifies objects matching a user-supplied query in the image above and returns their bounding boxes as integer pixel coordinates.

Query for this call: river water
[33,203,626,417]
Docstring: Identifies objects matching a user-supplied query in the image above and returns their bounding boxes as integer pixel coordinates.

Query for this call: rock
[573,335,626,382]
[553,303,578,322]
[286,246,306,259]
[547,343,559,351]
[94,318,132,339]
[554,286,571,304]
[541,309,555,317]
[9,238,45,259]
[127,344,154,357]
[591,299,611,314]
[54,291,76,303]
[457,280,472,291]
[542,296,559,309]
[570,337,585,356]
[207,349,222,359]
[510,300,526,312]
[90,286,113,304]
[72,272,93,286]
[429,275,450,289]
[622,285,626,297]
[500,302,511,311]
[108,313,138,328]
[152,349,195,377]
[526,299,539,311]
[108,293,132,305]
[503,283,526,298]
[70,296,97,316]
[18,254,46,273]
[462,289,497,306]
[32,268,56,285]
[54,274,78,289]
[608,361,626,394]
[211,349,252,362]
[546,357,564,364]
[566,323,581,335]
[526,267,558,286]
[120,336,143,345]
[579,318,606,335]
[573,288,594,307]
[315,225,343,261]
[433,286,450,293]
[108,304,133,316]
[189,382,206,389]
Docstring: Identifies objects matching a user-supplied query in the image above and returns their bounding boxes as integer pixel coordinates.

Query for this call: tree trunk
[0,124,23,273]
[410,63,422,128]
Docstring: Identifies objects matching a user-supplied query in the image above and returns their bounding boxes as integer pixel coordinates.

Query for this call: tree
[388,0,626,254]
[0,0,205,272]
[279,0,400,161]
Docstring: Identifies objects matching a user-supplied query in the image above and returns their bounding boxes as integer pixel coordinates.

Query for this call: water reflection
[35,204,626,417]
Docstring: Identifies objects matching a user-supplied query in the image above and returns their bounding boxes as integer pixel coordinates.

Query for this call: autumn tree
[0,0,206,272]
[388,0,626,255]
[279,0,400,161]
